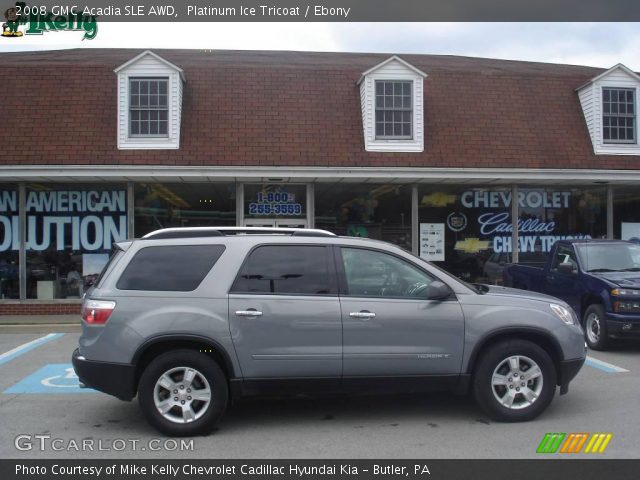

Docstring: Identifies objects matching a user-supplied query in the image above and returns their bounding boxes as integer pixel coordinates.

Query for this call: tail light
[81,300,116,325]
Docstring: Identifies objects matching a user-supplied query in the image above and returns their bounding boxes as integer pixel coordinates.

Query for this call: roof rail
[142,227,337,240]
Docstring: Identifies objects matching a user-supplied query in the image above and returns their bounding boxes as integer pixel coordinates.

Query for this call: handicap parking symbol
[4,363,96,394]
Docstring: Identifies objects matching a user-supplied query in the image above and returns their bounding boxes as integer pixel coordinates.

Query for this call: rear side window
[116,245,225,291]
[231,245,335,295]
[96,248,125,289]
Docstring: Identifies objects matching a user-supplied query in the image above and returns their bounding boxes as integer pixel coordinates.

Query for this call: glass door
[244,219,277,228]
[243,219,308,228]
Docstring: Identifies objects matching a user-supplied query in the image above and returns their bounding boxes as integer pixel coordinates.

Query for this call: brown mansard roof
[1,48,636,170]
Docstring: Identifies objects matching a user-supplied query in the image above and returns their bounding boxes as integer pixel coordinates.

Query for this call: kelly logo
[537,432,613,454]
[1,2,98,40]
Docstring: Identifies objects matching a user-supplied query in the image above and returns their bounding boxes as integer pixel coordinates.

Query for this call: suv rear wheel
[138,349,228,436]
[473,339,556,422]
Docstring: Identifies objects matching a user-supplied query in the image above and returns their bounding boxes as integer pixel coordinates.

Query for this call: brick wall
[0,303,81,316]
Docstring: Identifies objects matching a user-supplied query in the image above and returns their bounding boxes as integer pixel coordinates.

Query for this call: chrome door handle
[349,311,376,319]
[235,310,263,317]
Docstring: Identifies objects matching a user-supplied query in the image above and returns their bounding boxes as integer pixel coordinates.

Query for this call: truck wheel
[583,304,609,351]
[138,349,228,436]
[473,339,556,422]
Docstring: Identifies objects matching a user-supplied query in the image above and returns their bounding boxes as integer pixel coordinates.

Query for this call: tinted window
[116,245,225,291]
[232,245,334,295]
[341,248,434,298]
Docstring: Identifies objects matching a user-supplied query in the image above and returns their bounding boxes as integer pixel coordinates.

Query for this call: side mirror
[426,280,452,300]
[557,262,576,276]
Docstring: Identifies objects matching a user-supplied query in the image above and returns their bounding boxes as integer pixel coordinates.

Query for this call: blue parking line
[0,333,64,366]
[585,356,629,373]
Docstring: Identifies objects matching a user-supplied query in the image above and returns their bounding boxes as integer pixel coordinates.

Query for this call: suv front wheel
[138,350,228,436]
[473,339,556,422]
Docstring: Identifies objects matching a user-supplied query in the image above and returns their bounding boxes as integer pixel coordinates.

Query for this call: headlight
[550,303,576,325]
[611,288,640,297]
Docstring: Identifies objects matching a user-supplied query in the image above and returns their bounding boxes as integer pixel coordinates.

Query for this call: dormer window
[576,63,640,155]
[375,80,413,140]
[603,87,636,144]
[115,50,185,150]
[129,78,169,137]
[358,56,427,153]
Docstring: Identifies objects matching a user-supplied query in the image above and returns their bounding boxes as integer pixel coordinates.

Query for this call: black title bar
[5,0,640,22]
[2,459,640,480]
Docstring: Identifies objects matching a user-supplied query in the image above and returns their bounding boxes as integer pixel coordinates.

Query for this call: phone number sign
[248,191,303,216]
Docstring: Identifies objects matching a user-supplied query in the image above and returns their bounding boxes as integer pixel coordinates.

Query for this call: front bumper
[72,348,136,401]
[558,356,586,395]
[605,313,640,338]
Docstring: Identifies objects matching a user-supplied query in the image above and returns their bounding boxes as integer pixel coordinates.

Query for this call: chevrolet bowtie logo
[537,432,613,454]
[454,238,490,253]
[420,192,457,207]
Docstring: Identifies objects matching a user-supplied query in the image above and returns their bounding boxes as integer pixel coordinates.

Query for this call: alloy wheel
[491,355,544,410]
[153,366,212,423]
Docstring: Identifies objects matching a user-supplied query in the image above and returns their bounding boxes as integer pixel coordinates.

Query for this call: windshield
[576,243,640,272]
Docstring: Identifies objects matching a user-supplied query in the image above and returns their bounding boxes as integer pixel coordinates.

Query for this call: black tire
[583,304,609,351]
[138,349,228,436]
[473,339,557,422]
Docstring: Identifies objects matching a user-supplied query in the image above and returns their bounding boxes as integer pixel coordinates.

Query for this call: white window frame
[602,86,636,145]
[374,80,414,141]
[128,77,170,139]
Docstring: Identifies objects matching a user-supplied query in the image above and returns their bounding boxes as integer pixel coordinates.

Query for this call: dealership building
[2,48,640,317]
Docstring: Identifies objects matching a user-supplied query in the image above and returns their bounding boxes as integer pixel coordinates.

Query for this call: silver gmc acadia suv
[72,227,586,436]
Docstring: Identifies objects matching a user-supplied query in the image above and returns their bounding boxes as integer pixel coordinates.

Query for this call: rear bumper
[72,348,136,401]
[558,356,586,395]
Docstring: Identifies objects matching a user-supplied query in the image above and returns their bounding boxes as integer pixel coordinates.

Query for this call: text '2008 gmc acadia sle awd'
[72,227,586,436]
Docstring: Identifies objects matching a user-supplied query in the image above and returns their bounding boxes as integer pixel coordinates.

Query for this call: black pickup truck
[504,239,640,350]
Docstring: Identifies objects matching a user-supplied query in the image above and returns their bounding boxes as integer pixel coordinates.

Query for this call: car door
[338,246,465,377]
[228,244,342,379]
[544,244,581,312]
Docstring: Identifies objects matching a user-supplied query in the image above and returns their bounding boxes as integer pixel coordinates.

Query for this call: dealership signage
[456,189,591,254]
[2,2,98,40]
[0,190,127,252]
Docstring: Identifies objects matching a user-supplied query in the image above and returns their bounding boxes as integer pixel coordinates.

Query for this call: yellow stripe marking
[584,434,598,453]
[590,434,605,453]
[598,434,613,453]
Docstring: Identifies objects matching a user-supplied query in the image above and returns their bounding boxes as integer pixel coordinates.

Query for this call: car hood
[591,271,640,288]
[480,284,560,304]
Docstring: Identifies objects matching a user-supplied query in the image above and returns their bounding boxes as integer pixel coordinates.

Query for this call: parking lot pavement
[0,330,638,459]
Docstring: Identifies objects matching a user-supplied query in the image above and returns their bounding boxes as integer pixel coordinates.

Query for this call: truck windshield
[576,243,640,272]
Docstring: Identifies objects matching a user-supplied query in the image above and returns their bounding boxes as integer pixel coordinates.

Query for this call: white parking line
[585,355,629,373]
[0,333,64,366]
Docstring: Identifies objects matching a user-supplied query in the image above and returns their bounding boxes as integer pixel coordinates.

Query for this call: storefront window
[315,183,412,250]
[134,183,236,236]
[417,185,607,285]
[0,184,19,299]
[418,185,511,284]
[243,184,306,220]
[519,186,607,250]
[613,186,640,240]
[26,184,128,299]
